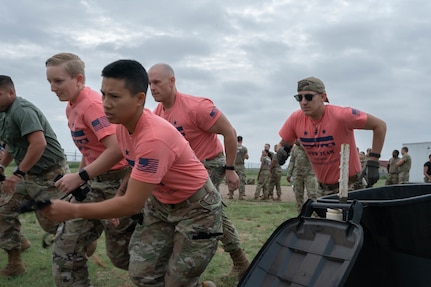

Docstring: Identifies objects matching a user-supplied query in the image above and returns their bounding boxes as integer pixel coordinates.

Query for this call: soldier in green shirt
[0,75,69,277]
[286,140,319,213]
[397,146,412,184]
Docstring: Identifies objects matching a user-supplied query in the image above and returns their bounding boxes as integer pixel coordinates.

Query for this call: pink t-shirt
[153,92,224,161]
[279,105,367,184]
[66,87,127,170]
[116,109,208,204]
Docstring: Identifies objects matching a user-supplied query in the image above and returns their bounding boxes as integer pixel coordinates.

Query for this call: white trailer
[403,141,431,183]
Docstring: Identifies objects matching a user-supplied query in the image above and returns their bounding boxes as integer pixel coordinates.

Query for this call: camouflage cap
[297,76,329,102]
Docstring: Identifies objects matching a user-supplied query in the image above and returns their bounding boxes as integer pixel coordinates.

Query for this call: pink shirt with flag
[153,92,224,161]
[66,86,127,170]
[116,109,208,204]
[279,105,367,184]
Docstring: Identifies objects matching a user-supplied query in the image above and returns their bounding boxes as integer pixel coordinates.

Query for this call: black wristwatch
[224,165,235,171]
[78,168,90,182]
[13,167,26,178]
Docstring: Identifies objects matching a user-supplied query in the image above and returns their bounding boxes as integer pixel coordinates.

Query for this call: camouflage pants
[319,174,365,197]
[255,170,270,198]
[268,167,282,197]
[0,161,69,251]
[52,172,137,287]
[203,156,226,192]
[128,180,222,286]
[293,174,319,213]
[235,164,246,195]
[385,173,399,185]
[204,159,242,253]
[399,171,409,184]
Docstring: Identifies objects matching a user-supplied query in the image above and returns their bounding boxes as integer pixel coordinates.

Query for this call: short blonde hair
[46,53,86,83]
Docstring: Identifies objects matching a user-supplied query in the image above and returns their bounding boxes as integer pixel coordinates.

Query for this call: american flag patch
[351,109,361,116]
[136,158,159,173]
[91,116,111,132]
[209,107,219,118]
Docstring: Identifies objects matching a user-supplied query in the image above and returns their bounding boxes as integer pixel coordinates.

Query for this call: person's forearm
[223,130,237,166]
[75,196,139,219]
[18,142,45,172]
[371,130,386,154]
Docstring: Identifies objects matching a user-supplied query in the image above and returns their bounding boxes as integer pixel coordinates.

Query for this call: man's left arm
[208,113,239,191]
[18,131,46,172]
[362,113,387,156]
[2,131,46,193]
[362,113,387,186]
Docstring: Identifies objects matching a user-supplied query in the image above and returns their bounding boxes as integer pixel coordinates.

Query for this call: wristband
[13,167,26,178]
[369,152,381,159]
[78,169,90,182]
[224,165,235,171]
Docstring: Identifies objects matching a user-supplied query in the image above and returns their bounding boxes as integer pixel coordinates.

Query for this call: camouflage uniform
[128,180,222,286]
[386,157,400,185]
[0,161,69,249]
[255,155,271,199]
[286,144,319,213]
[398,153,412,184]
[202,153,225,192]
[203,156,241,253]
[268,156,282,199]
[52,168,136,287]
[0,96,69,251]
[234,144,248,198]
[318,173,364,197]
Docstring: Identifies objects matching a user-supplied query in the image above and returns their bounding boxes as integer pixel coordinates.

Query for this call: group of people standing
[385,147,412,185]
[385,146,431,185]
[253,143,282,201]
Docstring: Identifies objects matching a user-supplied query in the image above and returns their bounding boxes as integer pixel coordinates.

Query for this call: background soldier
[268,144,283,201]
[286,140,319,213]
[397,147,411,184]
[234,136,249,200]
[386,149,400,185]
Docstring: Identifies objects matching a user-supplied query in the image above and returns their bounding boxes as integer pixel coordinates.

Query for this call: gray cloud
[1,0,430,170]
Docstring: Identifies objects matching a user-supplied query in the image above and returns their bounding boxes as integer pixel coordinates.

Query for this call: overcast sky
[1,0,430,166]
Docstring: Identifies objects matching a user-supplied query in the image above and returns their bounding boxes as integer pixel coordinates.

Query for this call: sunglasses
[294,93,318,102]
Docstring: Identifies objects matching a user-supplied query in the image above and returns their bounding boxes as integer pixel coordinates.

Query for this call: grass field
[0,164,385,286]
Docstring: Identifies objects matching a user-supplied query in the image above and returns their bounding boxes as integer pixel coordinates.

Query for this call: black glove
[365,160,380,187]
[276,145,291,165]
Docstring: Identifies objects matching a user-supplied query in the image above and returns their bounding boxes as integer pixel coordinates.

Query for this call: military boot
[228,190,234,199]
[226,248,250,280]
[20,236,32,252]
[0,249,26,277]
[86,240,97,257]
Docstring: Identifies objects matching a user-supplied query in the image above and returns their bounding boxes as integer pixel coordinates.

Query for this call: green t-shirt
[0,97,65,174]
[235,144,248,165]
[399,154,412,172]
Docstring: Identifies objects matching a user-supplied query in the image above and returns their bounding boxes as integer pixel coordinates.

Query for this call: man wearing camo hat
[276,76,387,195]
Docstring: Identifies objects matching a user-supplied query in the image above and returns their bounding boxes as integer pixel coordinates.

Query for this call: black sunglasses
[294,93,318,102]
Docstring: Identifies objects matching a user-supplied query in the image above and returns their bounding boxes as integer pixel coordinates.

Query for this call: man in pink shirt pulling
[150,63,249,280]
[46,53,136,286]
[43,59,220,287]
[277,76,386,196]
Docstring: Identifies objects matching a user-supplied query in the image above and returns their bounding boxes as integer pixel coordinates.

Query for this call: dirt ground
[219,184,296,202]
